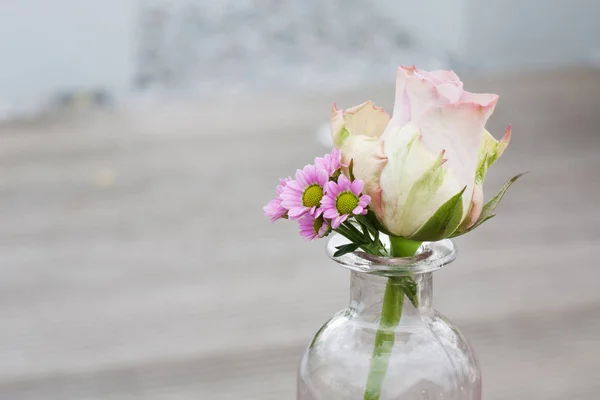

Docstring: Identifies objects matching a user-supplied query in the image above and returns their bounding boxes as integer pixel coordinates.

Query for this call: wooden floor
[1,68,599,399]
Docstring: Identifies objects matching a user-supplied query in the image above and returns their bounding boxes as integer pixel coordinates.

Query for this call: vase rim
[326,234,456,276]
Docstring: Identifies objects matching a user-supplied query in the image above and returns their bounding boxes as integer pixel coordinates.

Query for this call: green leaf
[452,173,526,237]
[394,276,419,308]
[333,243,362,257]
[355,213,378,235]
[362,210,393,237]
[359,220,370,237]
[410,187,466,241]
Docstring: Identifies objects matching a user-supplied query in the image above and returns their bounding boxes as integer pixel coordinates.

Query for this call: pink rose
[332,66,513,240]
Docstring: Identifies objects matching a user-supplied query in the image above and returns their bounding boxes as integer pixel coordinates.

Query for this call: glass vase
[297,235,481,400]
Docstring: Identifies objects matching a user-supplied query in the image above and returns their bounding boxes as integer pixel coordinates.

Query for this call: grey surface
[1,68,599,399]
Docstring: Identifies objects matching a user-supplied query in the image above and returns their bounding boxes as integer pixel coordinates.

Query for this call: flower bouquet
[264,66,522,400]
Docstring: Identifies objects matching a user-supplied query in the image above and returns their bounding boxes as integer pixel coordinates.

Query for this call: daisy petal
[323,208,338,219]
[337,174,351,191]
[295,169,308,187]
[350,179,364,195]
[326,181,341,197]
[358,195,371,207]
[352,206,364,215]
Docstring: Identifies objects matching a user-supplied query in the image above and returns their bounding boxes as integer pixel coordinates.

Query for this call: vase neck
[349,271,433,317]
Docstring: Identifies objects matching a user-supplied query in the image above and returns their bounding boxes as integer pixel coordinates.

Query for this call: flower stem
[389,236,422,258]
[363,236,422,400]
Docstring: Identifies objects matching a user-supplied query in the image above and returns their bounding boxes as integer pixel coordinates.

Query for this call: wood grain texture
[1,67,599,399]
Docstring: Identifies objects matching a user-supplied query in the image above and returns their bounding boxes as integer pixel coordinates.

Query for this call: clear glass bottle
[297,235,481,400]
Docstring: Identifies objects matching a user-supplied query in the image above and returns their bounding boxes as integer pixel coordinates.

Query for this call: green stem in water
[363,236,422,400]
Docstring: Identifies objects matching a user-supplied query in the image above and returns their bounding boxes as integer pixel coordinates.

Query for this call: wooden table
[1,67,599,399]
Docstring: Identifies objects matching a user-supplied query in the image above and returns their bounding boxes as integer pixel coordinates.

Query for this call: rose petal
[459,91,499,107]
[388,66,416,129]
[330,103,345,147]
[404,72,454,122]
[340,135,387,217]
[417,97,498,221]
[379,124,463,236]
[436,83,463,103]
[342,101,390,139]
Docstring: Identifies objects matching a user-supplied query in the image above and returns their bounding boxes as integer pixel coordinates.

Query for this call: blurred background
[1,0,599,399]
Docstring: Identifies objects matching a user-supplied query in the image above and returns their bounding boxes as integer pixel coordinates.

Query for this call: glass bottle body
[297,239,480,400]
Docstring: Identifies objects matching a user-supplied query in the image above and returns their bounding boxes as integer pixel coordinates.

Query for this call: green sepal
[410,187,466,241]
[475,153,490,184]
[330,169,342,181]
[451,173,525,237]
[348,158,356,181]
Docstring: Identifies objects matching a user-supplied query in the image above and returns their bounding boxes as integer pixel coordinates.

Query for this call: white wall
[410,0,600,71]
[386,0,468,63]
[464,0,600,70]
[0,0,136,111]
[1,0,599,114]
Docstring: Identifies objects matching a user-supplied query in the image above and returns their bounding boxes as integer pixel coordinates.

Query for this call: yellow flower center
[336,192,359,215]
[302,184,324,208]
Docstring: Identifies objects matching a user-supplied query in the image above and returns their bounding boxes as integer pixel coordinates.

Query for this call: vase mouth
[326,234,456,276]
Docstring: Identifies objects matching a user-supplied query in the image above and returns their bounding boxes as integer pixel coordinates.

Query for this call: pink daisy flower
[298,215,330,241]
[315,148,343,176]
[263,177,292,222]
[322,175,371,229]
[281,164,329,219]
